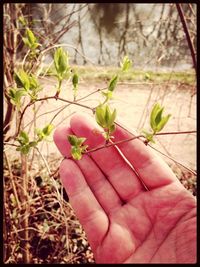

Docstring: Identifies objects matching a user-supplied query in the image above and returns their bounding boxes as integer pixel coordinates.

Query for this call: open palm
[54,114,196,263]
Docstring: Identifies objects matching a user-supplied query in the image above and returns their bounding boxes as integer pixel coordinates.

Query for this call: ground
[3,76,196,263]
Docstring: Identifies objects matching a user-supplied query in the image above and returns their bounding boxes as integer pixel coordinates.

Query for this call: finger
[113,123,178,189]
[76,154,122,213]
[59,159,108,250]
[53,124,122,213]
[70,113,145,202]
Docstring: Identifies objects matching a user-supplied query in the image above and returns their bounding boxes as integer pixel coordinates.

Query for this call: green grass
[40,64,196,85]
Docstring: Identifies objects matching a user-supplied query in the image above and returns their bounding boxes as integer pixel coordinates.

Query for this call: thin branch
[14,95,94,139]
[176,4,196,75]
[148,144,196,176]
[84,130,196,155]
[4,152,21,210]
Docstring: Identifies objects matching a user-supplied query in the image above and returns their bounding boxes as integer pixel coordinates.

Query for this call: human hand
[53,113,196,263]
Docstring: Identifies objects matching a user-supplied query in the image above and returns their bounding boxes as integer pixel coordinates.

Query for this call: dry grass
[3,150,196,264]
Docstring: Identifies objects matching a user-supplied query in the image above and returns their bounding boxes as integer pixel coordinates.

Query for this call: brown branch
[148,144,196,176]
[4,152,21,210]
[20,153,30,263]
[84,130,196,155]
[176,3,196,75]
[13,95,94,139]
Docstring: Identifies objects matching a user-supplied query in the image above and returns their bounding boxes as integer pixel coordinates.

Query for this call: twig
[148,144,197,176]
[20,153,30,263]
[4,152,21,210]
[176,4,196,75]
[14,95,94,139]
[76,87,107,102]
[84,130,196,155]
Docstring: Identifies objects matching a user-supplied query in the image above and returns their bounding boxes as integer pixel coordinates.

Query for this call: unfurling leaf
[8,88,27,109]
[14,70,30,90]
[71,146,82,160]
[68,135,78,146]
[108,75,118,92]
[17,131,29,144]
[72,73,79,89]
[142,103,171,144]
[120,56,132,72]
[22,28,40,50]
[150,103,171,133]
[95,104,117,139]
[54,47,69,78]
[42,124,54,136]
[155,108,164,126]
[67,135,88,160]
[156,114,171,132]
[26,28,37,45]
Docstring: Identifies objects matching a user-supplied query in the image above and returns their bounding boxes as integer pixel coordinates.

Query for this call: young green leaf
[22,28,40,50]
[68,135,88,160]
[105,105,110,125]
[76,137,87,146]
[72,73,79,89]
[17,131,29,144]
[71,146,82,160]
[18,16,27,26]
[67,135,77,146]
[19,144,31,155]
[29,75,39,90]
[150,103,161,132]
[108,108,117,127]
[14,70,30,91]
[42,124,54,136]
[95,105,106,127]
[108,75,118,92]
[120,56,132,72]
[95,104,117,139]
[8,88,27,109]
[26,28,37,46]
[155,107,164,126]
[54,47,69,78]
[156,114,171,132]
[36,128,45,141]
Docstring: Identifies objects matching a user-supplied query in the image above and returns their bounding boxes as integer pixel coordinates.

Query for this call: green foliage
[8,88,27,109]
[14,69,30,91]
[72,73,79,100]
[142,103,171,143]
[22,28,40,51]
[18,16,28,26]
[11,70,41,106]
[95,104,116,140]
[16,124,54,155]
[150,103,171,133]
[36,124,54,142]
[120,55,132,72]
[54,47,71,96]
[67,135,88,160]
[108,75,118,92]
[16,131,35,154]
[54,47,70,80]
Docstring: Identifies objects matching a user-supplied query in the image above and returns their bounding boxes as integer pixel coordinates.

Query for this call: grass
[40,64,196,85]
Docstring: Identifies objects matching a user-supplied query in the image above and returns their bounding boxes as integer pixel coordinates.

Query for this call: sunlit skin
[53,113,196,263]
